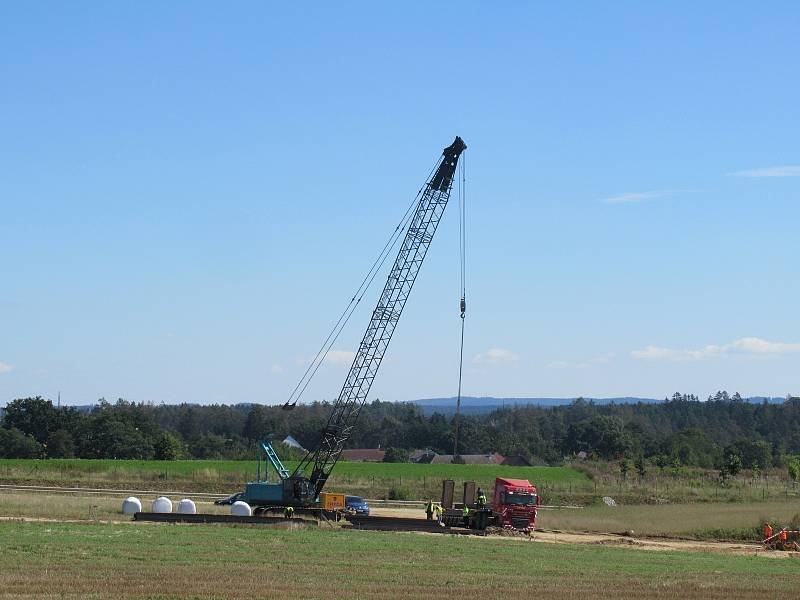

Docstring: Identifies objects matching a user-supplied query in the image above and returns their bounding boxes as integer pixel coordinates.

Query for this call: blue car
[346,495,370,515]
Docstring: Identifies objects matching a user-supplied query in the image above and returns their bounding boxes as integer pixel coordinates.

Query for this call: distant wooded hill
[405,395,785,415]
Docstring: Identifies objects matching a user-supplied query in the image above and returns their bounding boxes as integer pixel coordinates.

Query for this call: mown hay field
[1,521,798,600]
[0,490,229,521]
[1,489,796,542]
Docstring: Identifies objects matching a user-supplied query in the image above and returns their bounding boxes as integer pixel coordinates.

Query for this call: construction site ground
[1,487,795,560]
[368,506,795,558]
[3,489,799,599]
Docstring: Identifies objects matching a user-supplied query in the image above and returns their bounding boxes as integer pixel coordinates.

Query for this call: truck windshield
[504,493,536,506]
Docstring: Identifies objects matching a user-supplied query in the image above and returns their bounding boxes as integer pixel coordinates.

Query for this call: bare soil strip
[369,506,797,558]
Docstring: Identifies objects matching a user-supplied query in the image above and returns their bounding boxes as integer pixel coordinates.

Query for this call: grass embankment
[540,500,800,540]
[1,521,798,599]
[0,458,585,500]
[565,461,799,506]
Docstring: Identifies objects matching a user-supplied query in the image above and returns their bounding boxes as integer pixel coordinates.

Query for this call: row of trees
[0,398,184,460]
[2,394,800,474]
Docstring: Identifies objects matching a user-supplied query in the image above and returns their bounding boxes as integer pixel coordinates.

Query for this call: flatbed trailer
[132,512,319,526]
[345,514,487,536]
[132,512,488,536]
[440,507,495,530]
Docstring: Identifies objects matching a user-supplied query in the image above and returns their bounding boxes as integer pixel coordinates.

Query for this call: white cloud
[473,348,519,364]
[631,346,707,361]
[728,166,800,178]
[601,190,692,205]
[602,191,666,204]
[546,360,571,369]
[631,337,800,361]
[324,350,355,365]
[299,350,356,367]
[547,353,615,369]
[729,337,800,354]
[270,364,284,374]
[0,362,11,374]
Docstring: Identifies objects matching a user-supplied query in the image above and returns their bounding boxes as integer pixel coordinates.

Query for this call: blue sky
[1,2,798,406]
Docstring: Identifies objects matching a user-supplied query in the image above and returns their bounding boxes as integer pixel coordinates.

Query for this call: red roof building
[340,448,386,462]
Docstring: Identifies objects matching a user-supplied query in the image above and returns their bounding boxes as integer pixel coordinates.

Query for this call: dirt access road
[369,506,795,559]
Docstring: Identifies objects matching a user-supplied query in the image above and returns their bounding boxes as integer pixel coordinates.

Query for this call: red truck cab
[493,477,538,531]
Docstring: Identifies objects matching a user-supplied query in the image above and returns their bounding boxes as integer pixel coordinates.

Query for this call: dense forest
[2,393,800,473]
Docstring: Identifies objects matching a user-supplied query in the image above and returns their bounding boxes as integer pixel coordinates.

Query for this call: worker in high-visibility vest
[462,505,470,527]
[477,488,487,507]
[763,523,773,539]
[425,500,434,520]
[433,503,442,523]
[284,506,294,519]
[778,529,788,542]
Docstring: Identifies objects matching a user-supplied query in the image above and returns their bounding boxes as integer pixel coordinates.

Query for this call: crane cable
[453,152,466,459]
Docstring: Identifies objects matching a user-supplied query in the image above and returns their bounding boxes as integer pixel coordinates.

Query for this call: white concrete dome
[176,498,197,514]
[231,501,252,516]
[151,496,173,513]
[121,496,142,514]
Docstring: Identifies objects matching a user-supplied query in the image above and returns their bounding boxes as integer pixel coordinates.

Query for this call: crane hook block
[460,297,466,318]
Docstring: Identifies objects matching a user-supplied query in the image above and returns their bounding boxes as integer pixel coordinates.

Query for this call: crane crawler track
[132,512,318,526]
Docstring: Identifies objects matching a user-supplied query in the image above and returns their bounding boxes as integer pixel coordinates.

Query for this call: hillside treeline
[2,393,800,471]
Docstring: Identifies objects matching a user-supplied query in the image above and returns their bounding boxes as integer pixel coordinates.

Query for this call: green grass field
[0,458,587,500]
[0,458,587,481]
[1,521,797,599]
[1,458,796,506]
